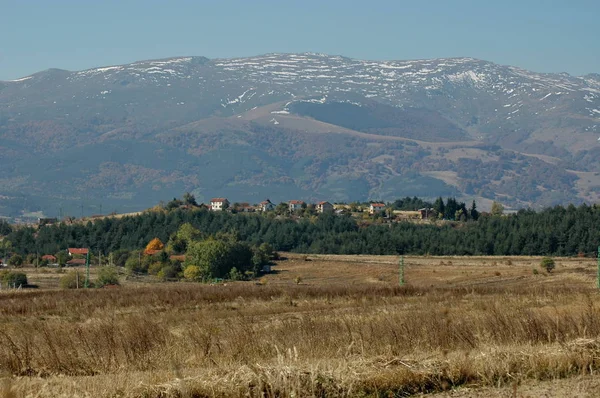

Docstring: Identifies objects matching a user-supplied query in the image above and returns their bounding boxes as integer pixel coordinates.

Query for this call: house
[210,198,229,211]
[369,203,386,215]
[259,199,275,212]
[316,201,334,213]
[41,254,57,263]
[38,217,58,227]
[68,248,89,256]
[288,200,305,212]
[419,208,436,219]
[66,258,86,266]
[236,203,255,213]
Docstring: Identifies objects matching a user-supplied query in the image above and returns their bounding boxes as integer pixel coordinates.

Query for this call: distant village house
[369,203,386,215]
[210,198,229,211]
[288,200,305,212]
[259,199,275,212]
[316,201,334,213]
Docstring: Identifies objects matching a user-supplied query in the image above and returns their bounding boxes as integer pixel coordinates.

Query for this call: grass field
[1,254,600,397]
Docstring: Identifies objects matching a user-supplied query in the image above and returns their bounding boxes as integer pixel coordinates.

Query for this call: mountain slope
[0,54,598,219]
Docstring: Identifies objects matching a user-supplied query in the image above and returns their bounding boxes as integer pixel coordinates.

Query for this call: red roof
[260,200,272,205]
[66,258,86,265]
[289,200,304,205]
[371,203,386,207]
[68,248,89,255]
[42,255,57,261]
[318,201,331,205]
[210,198,228,203]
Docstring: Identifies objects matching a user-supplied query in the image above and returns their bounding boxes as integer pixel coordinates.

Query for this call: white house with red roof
[288,200,305,212]
[210,198,229,211]
[259,199,275,212]
[369,203,386,215]
[316,201,334,213]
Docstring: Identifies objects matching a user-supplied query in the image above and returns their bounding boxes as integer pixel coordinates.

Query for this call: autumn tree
[145,238,164,254]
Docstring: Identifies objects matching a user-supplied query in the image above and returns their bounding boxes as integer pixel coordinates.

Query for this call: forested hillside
[4,203,600,257]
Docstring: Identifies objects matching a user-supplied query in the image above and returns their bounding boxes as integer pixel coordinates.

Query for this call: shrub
[8,255,23,268]
[229,267,243,281]
[96,266,120,287]
[59,271,81,289]
[540,257,555,273]
[183,265,202,281]
[0,271,27,286]
[157,263,181,281]
[148,262,163,275]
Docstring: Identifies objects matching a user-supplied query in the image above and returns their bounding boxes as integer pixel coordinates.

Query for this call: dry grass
[2,255,600,397]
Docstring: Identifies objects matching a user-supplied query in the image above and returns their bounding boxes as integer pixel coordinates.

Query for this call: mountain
[1,53,599,219]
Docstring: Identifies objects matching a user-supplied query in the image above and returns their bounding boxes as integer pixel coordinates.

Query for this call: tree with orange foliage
[144,238,164,255]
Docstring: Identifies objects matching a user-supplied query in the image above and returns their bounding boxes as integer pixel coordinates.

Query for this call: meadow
[1,254,600,397]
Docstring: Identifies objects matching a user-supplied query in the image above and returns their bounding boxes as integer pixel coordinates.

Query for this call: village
[205,197,435,220]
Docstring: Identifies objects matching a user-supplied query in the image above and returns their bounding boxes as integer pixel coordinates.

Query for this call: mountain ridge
[0,53,599,220]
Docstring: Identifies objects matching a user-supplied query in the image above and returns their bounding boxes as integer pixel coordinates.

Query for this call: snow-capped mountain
[0,54,598,218]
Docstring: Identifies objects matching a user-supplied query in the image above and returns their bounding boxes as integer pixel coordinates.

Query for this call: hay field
[1,254,600,397]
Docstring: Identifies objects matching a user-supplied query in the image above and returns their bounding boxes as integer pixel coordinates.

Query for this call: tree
[184,238,253,280]
[540,257,555,273]
[433,197,445,218]
[0,240,12,262]
[491,201,504,216]
[8,254,23,268]
[55,251,69,267]
[145,238,164,254]
[182,192,198,206]
[469,200,479,221]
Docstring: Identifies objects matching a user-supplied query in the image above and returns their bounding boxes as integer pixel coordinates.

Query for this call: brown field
[1,254,600,397]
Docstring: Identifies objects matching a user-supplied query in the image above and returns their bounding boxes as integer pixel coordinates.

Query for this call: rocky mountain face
[0,53,599,219]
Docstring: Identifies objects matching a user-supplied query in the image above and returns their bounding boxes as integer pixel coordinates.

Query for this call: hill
[1,53,599,218]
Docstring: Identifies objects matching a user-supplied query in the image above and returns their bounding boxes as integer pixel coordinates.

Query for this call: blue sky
[0,0,598,80]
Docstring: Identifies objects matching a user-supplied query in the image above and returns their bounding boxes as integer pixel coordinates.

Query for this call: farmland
[2,254,600,397]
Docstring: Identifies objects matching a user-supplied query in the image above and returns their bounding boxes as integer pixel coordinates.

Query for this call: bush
[8,255,23,268]
[540,257,555,273]
[156,263,181,281]
[96,266,120,287]
[59,270,81,289]
[183,265,202,281]
[229,267,243,281]
[0,271,27,286]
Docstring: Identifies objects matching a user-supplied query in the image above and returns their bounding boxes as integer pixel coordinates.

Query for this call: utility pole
[84,250,90,288]
[399,256,405,286]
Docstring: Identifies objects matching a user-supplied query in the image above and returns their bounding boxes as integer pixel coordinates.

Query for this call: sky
[0,0,598,80]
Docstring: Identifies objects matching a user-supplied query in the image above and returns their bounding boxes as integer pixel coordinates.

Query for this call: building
[236,203,255,213]
[66,258,86,266]
[419,208,435,219]
[210,198,229,211]
[259,199,275,212]
[288,200,305,212]
[41,254,57,263]
[38,218,58,227]
[316,201,334,213]
[68,248,89,256]
[369,203,386,215]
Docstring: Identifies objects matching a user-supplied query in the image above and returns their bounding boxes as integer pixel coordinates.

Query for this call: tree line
[3,201,600,258]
